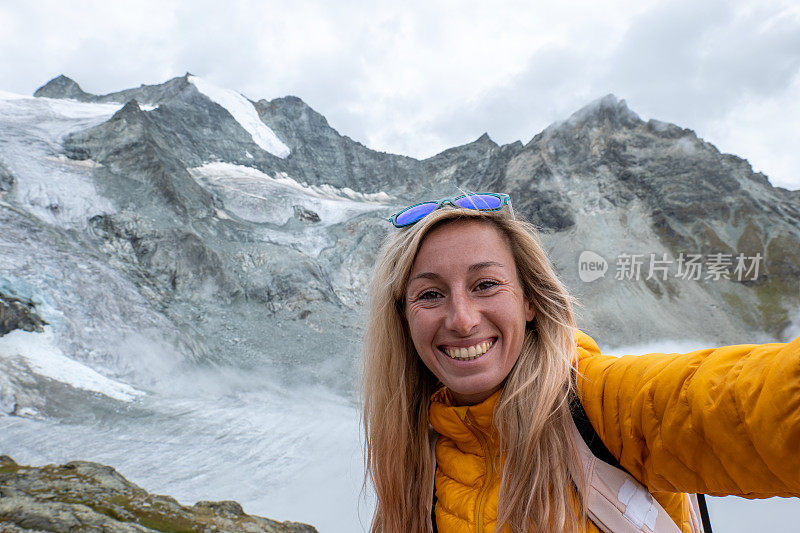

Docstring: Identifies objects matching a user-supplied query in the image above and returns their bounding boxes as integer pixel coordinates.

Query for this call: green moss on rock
[0,457,318,532]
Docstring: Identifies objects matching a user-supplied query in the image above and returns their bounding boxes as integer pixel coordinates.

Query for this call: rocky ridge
[2,72,800,533]
[0,456,317,532]
[1,75,799,410]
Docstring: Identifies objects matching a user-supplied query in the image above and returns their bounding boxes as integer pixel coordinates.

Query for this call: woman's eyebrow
[468,261,504,272]
[408,261,504,283]
[408,271,440,283]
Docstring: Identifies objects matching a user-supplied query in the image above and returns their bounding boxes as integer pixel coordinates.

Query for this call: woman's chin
[448,383,503,406]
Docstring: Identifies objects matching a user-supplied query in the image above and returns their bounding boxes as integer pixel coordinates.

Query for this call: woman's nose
[444,292,480,335]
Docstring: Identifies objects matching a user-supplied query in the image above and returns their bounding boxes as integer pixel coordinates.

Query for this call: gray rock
[0,160,14,194]
[0,497,153,532]
[35,73,193,108]
[194,500,245,518]
[293,205,320,223]
[0,458,318,532]
[13,75,800,374]
[254,96,421,194]
[501,94,800,340]
[64,98,218,219]
[33,75,92,102]
[0,357,46,417]
[0,292,47,336]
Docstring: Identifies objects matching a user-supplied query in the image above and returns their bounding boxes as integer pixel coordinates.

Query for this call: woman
[362,193,800,532]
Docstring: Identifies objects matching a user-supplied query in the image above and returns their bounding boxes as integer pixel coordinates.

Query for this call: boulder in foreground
[0,455,317,532]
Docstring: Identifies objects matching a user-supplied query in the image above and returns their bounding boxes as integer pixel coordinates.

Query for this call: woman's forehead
[409,220,515,276]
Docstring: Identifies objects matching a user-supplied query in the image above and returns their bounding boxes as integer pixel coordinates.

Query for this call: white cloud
[702,71,800,189]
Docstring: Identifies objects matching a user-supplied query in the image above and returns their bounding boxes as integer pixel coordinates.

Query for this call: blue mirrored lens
[395,202,438,226]
[454,194,502,210]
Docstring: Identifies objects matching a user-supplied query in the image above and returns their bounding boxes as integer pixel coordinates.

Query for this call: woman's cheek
[406,303,422,322]
[407,301,436,320]
[405,305,426,337]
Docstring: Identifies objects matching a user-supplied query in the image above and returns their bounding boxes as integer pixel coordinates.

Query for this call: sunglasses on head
[388,193,513,228]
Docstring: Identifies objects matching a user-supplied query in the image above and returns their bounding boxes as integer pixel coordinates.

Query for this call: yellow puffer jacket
[428,331,800,532]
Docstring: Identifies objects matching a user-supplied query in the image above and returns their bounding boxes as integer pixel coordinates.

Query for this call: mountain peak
[33,75,90,101]
[117,99,144,115]
[257,95,330,129]
[564,93,642,128]
[475,132,494,144]
[269,95,314,111]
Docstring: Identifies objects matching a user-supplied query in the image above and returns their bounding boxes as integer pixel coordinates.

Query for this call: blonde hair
[362,207,583,532]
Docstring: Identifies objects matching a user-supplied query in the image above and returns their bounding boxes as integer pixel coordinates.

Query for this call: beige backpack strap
[570,422,694,533]
[686,493,705,533]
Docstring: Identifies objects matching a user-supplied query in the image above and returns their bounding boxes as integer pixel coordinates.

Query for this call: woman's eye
[476,280,499,291]
[418,290,441,300]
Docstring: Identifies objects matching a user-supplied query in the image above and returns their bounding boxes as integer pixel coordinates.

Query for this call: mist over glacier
[2,75,799,532]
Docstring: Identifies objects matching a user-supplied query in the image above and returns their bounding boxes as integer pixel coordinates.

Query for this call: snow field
[0,91,119,227]
[190,162,390,227]
[188,76,290,158]
[0,328,141,402]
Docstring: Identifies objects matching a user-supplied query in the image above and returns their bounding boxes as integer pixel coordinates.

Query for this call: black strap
[431,492,438,532]
[569,389,713,533]
[697,494,713,533]
[569,389,621,468]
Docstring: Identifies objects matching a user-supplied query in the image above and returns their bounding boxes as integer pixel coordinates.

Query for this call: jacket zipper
[465,412,494,533]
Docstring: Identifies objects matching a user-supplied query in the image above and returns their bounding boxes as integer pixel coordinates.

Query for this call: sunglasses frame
[388,192,513,228]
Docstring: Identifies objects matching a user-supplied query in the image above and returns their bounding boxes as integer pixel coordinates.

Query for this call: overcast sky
[1,0,799,189]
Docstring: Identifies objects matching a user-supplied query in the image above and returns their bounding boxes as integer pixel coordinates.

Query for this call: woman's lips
[439,338,496,361]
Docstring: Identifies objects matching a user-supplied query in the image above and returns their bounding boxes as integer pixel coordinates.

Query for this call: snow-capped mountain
[2,74,799,532]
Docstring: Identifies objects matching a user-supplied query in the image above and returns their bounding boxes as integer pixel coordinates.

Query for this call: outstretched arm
[575,331,800,498]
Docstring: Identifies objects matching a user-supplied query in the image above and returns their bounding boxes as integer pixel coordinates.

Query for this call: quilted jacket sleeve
[575,331,800,498]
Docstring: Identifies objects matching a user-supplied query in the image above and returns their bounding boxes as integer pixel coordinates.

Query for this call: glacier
[189,76,291,158]
[0,91,120,227]
[2,74,799,533]
[0,88,375,531]
[190,161,390,225]
[0,328,140,402]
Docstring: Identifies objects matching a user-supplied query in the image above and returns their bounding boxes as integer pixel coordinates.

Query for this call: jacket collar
[429,387,502,454]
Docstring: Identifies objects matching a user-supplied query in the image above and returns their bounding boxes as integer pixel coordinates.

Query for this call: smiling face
[405,220,534,405]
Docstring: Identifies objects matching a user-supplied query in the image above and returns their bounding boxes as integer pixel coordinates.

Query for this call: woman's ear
[525,300,535,322]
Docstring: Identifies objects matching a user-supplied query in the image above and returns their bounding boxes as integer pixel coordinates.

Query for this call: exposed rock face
[32,75,91,101]
[2,75,798,398]
[255,96,421,193]
[0,293,47,336]
[293,205,321,223]
[0,160,14,194]
[496,95,800,340]
[64,97,222,218]
[0,456,318,532]
[34,74,195,108]
[2,77,798,533]
[256,95,526,198]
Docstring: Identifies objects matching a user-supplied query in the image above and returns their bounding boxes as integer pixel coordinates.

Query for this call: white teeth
[443,340,494,361]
